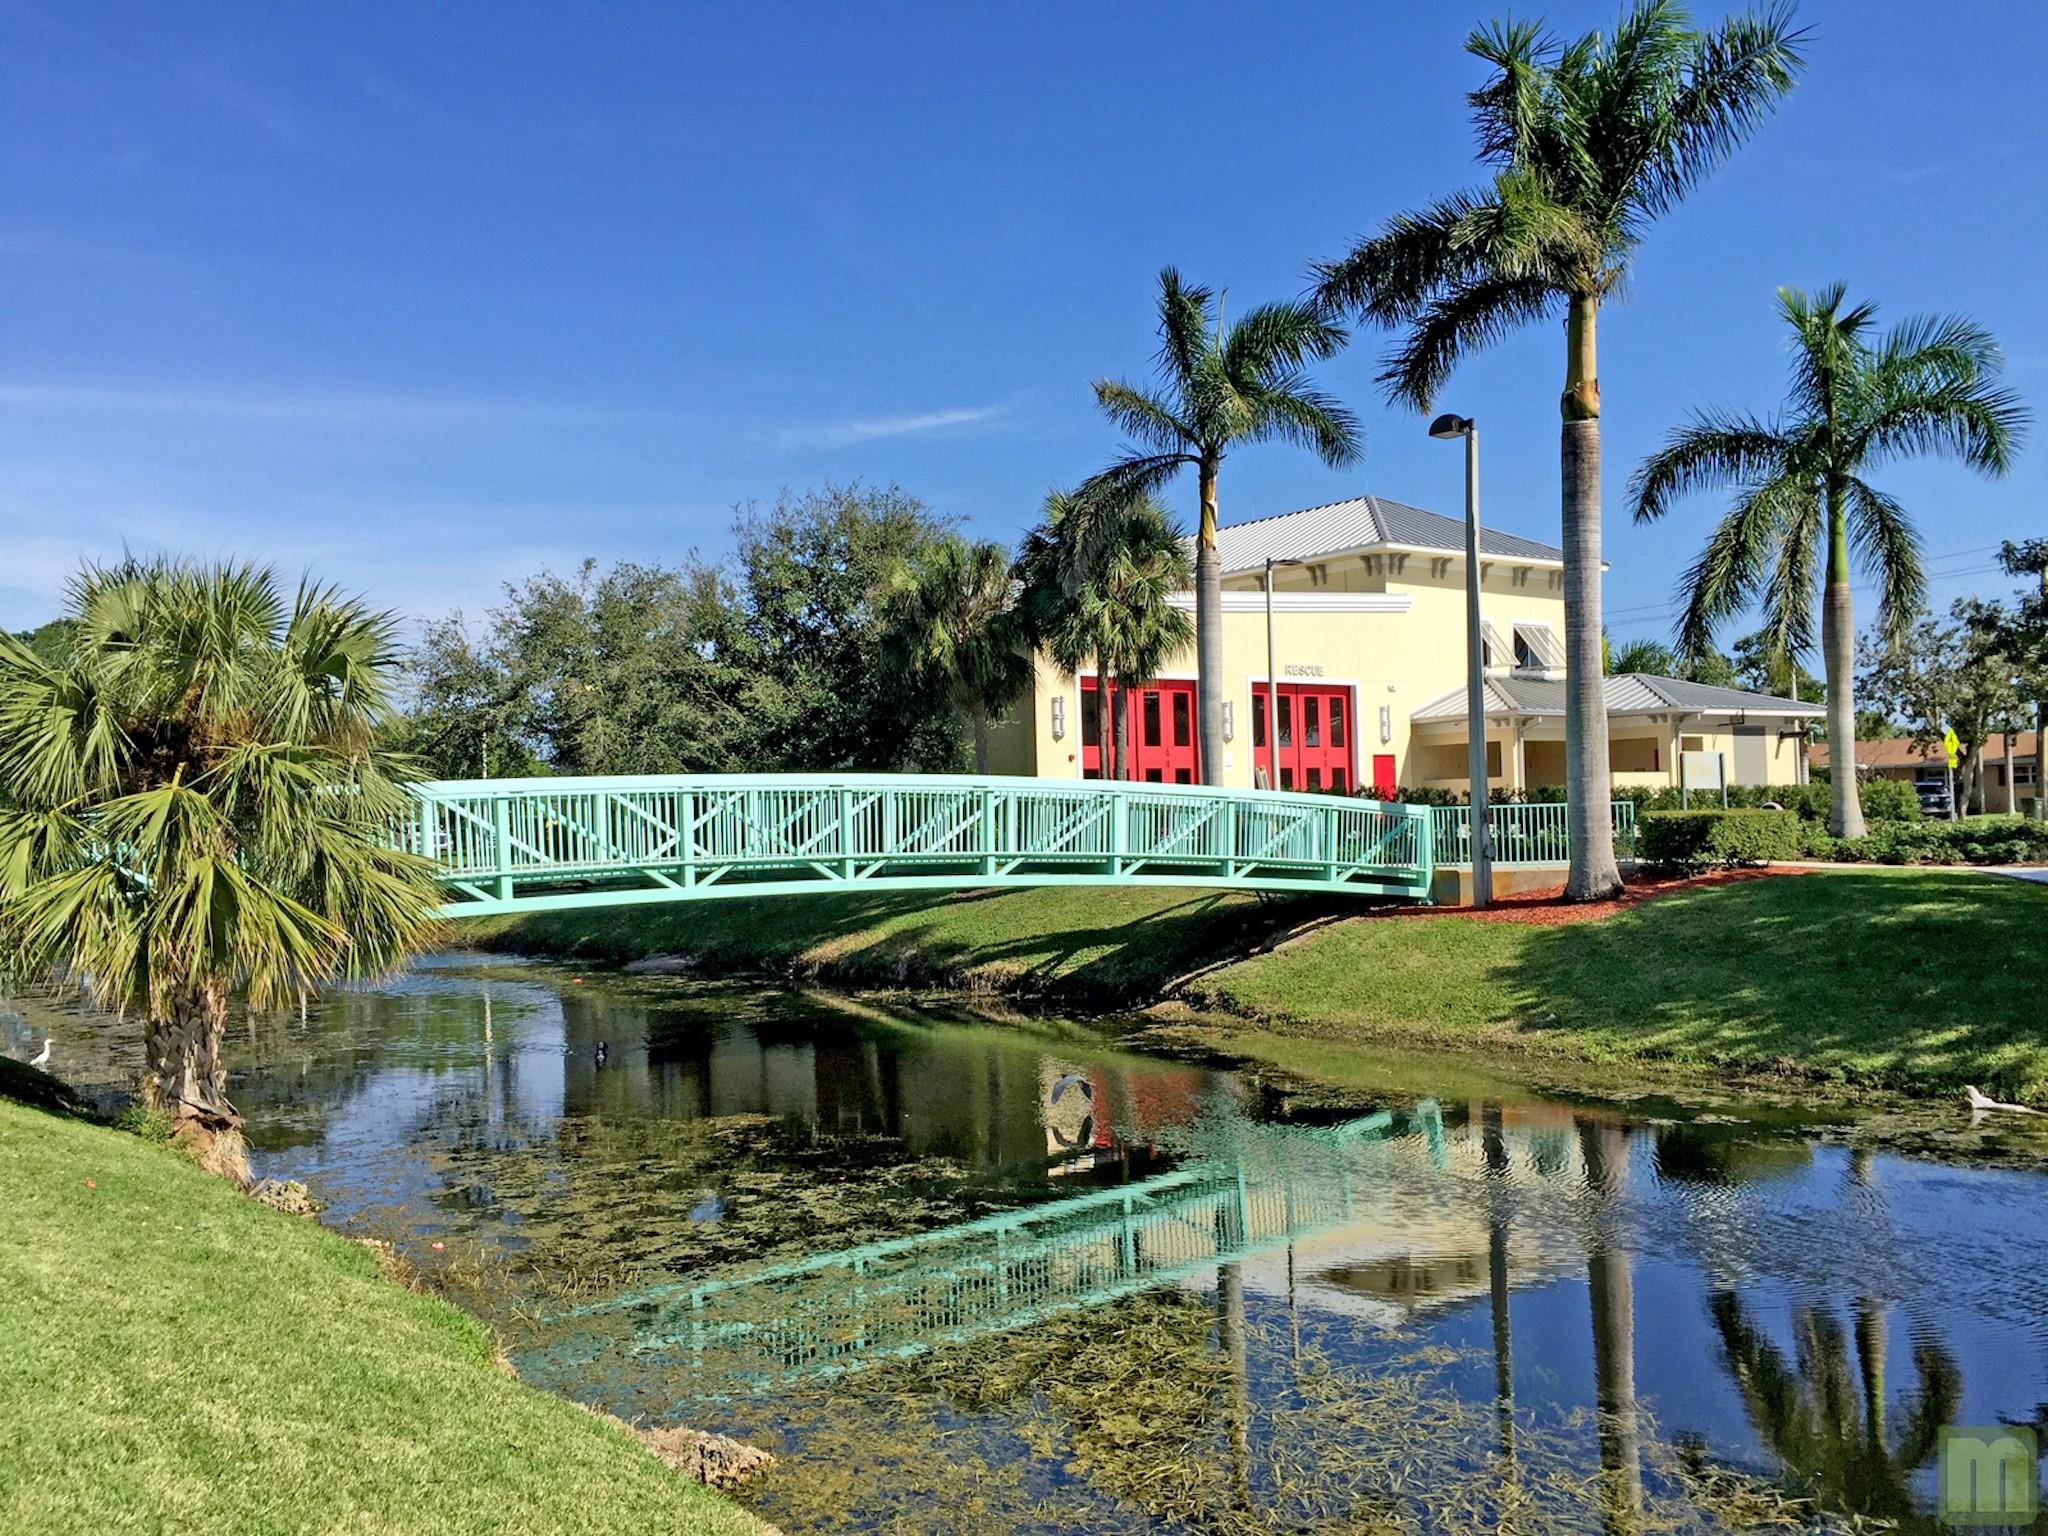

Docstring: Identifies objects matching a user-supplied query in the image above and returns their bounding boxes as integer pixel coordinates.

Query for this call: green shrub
[1636,778,1918,822]
[1640,808,1800,873]
[1828,819,2048,866]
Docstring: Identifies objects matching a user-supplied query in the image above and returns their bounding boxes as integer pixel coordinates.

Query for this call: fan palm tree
[1629,285,2026,835]
[880,535,1034,772]
[1082,505,1194,779]
[1313,2,1806,899]
[1016,489,1193,781]
[1086,268,1361,786]
[0,561,443,1176]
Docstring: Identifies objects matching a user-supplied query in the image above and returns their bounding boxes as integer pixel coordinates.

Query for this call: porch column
[1512,722,1528,794]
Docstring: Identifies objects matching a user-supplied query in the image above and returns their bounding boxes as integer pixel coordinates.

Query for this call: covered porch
[1404,673,1822,796]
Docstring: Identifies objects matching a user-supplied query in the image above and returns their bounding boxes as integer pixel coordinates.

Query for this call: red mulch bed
[1379,866,1810,927]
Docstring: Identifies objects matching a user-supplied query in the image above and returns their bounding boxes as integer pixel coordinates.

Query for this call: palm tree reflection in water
[1579,1118,1644,1531]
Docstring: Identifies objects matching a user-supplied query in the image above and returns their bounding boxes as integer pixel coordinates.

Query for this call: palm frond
[1222,301,1347,379]
[1622,4,1809,221]
[1154,267,1214,388]
[1671,471,1809,658]
[1081,452,1195,507]
[1627,410,1795,523]
[1844,477,1926,646]
[1091,380,1193,454]
[1758,479,1822,665]
[1376,273,1557,412]
[1465,16,1557,166]
[1310,189,1500,325]
[1237,376,1364,468]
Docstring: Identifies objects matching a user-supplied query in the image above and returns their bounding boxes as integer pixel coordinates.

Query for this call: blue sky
[3,0,2043,648]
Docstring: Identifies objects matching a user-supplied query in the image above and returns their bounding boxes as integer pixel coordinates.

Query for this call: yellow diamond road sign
[1943,727,1962,770]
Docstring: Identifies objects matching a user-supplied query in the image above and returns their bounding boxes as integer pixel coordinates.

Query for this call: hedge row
[1392,778,1921,822]
[1639,809,1801,872]
[1801,818,2048,866]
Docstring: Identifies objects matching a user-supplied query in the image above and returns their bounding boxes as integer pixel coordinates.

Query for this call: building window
[1513,622,1563,671]
[1172,691,1190,747]
[1329,697,1347,749]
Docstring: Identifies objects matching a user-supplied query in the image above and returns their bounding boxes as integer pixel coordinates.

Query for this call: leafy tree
[1016,490,1192,780]
[1998,538,2048,820]
[1730,629,1821,701]
[0,562,442,1174]
[1314,1,1806,899]
[1085,269,1360,786]
[8,619,77,665]
[1608,636,1677,675]
[1858,602,2021,816]
[403,561,748,779]
[725,484,964,772]
[1630,286,2026,834]
[879,536,1033,773]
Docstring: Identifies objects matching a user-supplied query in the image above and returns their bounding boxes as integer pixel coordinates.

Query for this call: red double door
[1252,682,1360,794]
[1079,677,1199,783]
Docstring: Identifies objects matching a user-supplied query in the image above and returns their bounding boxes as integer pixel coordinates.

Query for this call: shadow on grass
[474,886,1372,1006]
[1505,870,2048,1096]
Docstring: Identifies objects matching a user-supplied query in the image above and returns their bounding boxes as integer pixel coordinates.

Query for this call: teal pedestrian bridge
[403,774,1436,916]
[535,1103,1444,1393]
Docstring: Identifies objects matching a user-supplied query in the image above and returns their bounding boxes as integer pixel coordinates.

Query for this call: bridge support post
[1221,799,1236,879]
[981,786,997,877]
[1324,803,1340,883]
[680,787,696,889]
[838,786,854,880]
[491,796,512,902]
[1110,790,1127,877]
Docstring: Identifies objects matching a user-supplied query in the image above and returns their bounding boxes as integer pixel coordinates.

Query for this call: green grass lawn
[1190,868,2048,1100]
[0,1099,770,1536]
[472,869,2048,1102]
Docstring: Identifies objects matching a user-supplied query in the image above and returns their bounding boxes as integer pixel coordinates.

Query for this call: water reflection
[9,958,2048,1533]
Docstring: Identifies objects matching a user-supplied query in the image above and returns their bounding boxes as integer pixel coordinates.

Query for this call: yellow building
[991,492,1820,796]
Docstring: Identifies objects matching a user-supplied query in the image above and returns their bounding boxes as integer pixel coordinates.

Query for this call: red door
[1252,683,1356,793]
[1372,753,1398,799]
[1080,678,1199,783]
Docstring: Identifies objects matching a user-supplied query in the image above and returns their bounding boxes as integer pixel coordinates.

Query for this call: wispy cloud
[774,402,1009,450]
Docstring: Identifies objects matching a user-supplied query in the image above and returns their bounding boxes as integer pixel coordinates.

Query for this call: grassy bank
[0,1098,769,1536]
[470,870,2048,1102]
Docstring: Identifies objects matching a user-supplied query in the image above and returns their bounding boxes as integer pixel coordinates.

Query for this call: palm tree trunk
[1113,676,1131,781]
[1196,456,1225,787]
[972,715,989,775]
[1094,662,1112,781]
[2037,697,2047,823]
[1577,1118,1642,1530]
[1562,294,1621,900]
[1822,486,1867,838]
[143,983,248,1180]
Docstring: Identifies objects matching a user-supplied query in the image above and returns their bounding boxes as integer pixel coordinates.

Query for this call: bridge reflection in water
[552,1101,1444,1393]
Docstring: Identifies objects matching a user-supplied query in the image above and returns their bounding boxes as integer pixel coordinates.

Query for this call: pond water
[10,956,2048,1533]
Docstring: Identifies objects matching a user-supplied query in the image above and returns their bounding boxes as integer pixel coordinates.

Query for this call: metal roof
[1410,672,1826,722]
[1214,493,1562,575]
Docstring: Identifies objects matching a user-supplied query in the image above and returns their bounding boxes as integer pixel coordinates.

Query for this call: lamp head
[1427,413,1473,440]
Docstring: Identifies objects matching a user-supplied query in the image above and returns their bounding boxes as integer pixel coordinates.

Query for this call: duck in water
[594,1041,609,1067]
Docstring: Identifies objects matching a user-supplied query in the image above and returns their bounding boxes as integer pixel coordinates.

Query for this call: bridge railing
[1428,799,1639,867]
[401,774,1435,914]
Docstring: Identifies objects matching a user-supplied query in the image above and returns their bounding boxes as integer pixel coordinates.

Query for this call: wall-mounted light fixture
[1222,700,1235,743]
[1379,705,1392,744]
[1051,695,1066,741]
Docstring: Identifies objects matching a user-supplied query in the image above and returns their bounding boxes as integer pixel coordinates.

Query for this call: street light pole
[1431,413,1493,907]
[1264,556,1302,791]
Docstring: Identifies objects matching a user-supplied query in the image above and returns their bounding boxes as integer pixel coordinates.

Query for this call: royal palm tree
[880,535,1034,772]
[1016,489,1192,781]
[1086,269,1361,786]
[0,561,443,1175]
[1313,2,1806,898]
[1629,286,2026,835]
